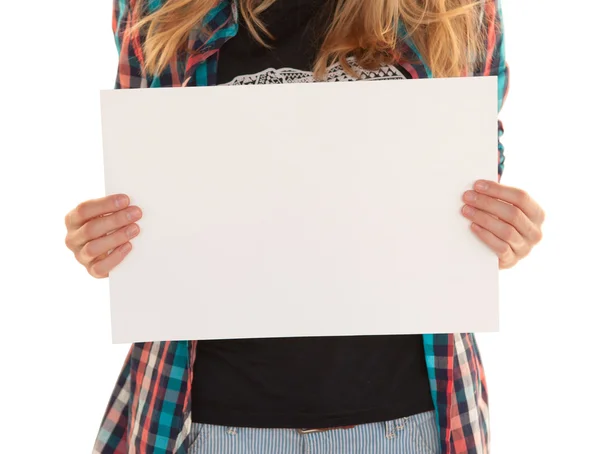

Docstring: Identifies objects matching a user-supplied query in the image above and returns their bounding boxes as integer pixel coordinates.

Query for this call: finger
[72,205,142,248]
[463,190,539,241]
[473,180,544,225]
[87,242,133,278]
[470,223,517,269]
[78,223,140,264]
[66,194,130,231]
[462,205,529,257]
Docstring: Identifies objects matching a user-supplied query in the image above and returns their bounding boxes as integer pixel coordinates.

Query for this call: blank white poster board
[100,76,499,344]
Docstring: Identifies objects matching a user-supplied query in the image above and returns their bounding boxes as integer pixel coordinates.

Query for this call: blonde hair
[131,0,491,80]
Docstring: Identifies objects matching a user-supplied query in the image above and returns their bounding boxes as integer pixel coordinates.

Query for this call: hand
[461,180,544,269]
[64,194,143,278]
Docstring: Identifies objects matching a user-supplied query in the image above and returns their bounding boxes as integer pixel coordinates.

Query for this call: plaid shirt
[94,1,509,453]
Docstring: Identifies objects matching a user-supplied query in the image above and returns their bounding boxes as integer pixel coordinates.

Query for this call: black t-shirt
[191,0,433,428]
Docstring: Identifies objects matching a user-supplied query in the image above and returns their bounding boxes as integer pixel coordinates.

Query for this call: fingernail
[116,195,129,209]
[464,191,477,202]
[122,243,132,253]
[463,206,475,217]
[126,224,139,238]
[475,181,489,191]
[127,208,142,221]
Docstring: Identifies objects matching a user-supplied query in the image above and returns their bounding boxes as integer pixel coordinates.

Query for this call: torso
[192,0,434,429]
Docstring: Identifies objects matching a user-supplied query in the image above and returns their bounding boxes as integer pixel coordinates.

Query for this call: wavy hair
[130,0,491,79]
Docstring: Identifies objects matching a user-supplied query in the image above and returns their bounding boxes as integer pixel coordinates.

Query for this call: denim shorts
[189,409,440,454]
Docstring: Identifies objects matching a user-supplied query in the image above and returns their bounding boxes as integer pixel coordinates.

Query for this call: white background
[1,1,598,453]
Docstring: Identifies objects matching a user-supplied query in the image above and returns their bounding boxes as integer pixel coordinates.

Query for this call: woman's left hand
[461,180,545,269]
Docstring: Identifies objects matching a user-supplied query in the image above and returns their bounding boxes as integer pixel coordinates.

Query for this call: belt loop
[384,419,397,439]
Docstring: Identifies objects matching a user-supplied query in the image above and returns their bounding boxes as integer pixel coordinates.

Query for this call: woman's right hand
[64,194,143,278]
